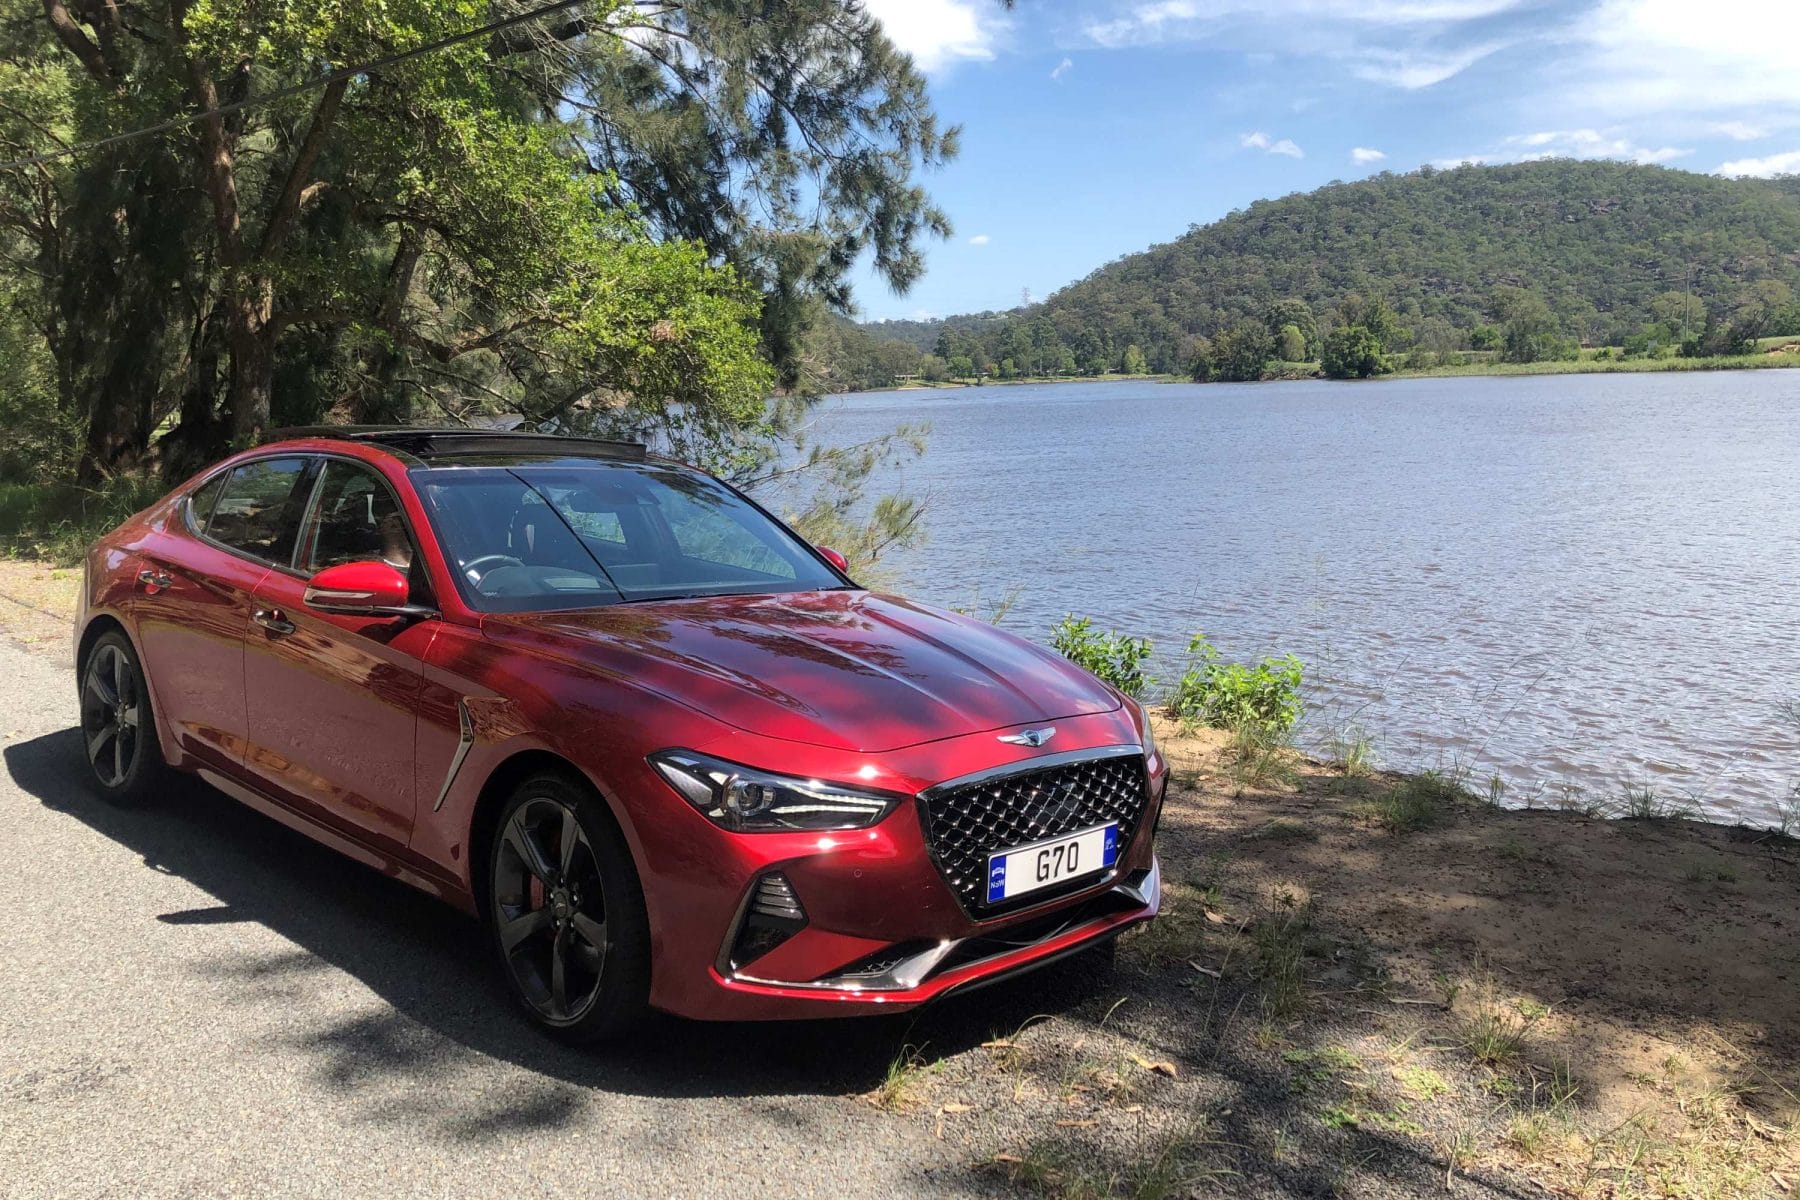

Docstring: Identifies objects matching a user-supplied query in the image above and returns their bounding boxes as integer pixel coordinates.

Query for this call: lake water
[812,372,1800,827]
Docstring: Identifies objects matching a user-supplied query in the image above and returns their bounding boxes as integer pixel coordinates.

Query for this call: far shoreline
[848,345,1800,396]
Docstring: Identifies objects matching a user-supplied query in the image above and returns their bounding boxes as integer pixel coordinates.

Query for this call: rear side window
[204,457,310,563]
[187,472,228,531]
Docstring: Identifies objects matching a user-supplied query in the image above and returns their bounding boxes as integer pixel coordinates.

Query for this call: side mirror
[815,545,849,573]
[304,561,426,617]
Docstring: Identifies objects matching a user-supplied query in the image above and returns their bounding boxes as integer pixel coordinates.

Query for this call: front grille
[918,750,1149,913]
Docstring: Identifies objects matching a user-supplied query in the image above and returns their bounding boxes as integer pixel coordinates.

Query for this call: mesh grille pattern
[919,753,1148,911]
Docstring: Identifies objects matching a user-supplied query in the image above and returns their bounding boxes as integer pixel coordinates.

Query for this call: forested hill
[831,160,1800,384]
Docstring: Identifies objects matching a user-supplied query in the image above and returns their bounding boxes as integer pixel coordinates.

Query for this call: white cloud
[862,0,1002,72]
[1352,42,1508,89]
[1433,128,1693,168]
[1082,0,1521,47]
[1241,131,1303,158]
[1713,120,1770,141]
[1050,56,1074,81]
[1564,0,1800,122]
[1718,148,1800,177]
[1351,146,1387,164]
[968,234,991,245]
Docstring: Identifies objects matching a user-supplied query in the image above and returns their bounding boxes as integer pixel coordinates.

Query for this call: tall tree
[1,0,960,482]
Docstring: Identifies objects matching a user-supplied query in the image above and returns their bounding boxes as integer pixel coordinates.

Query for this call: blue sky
[852,0,1800,321]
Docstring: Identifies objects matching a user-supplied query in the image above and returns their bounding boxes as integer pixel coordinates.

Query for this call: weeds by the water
[1324,725,1375,777]
[1224,723,1297,794]
[1615,783,1698,821]
[1352,769,1469,832]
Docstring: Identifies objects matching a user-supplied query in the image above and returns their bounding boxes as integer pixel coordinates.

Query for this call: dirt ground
[0,558,78,660]
[881,724,1800,1198]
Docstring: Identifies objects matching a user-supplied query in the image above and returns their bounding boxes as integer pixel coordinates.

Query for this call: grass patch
[868,1044,938,1111]
[1614,783,1699,821]
[1244,817,1315,843]
[1247,890,1318,1019]
[1682,860,1740,884]
[1324,726,1375,777]
[1222,722,1297,795]
[1458,980,1543,1070]
[1352,769,1469,832]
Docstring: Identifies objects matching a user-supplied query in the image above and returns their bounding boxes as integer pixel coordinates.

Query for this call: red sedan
[75,428,1164,1039]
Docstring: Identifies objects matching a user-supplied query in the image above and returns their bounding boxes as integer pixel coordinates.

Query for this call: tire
[78,629,169,805]
[486,772,651,1041]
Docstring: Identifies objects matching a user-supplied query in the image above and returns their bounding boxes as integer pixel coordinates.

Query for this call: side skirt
[195,766,475,913]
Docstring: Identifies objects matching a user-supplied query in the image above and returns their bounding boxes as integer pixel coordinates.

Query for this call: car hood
[486,590,1123,753]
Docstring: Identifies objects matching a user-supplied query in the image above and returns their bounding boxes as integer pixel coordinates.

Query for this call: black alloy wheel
[487,774,650,1040]
[79,631,165,803]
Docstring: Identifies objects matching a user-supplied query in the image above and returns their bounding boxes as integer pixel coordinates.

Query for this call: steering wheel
[462,554,526,588]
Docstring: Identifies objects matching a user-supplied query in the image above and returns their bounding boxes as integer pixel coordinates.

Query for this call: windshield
[412,459,846,613]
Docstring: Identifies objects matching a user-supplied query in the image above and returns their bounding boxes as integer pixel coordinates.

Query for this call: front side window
[414,459,844,613]
[204,457,310,562]
[300,461,416,573]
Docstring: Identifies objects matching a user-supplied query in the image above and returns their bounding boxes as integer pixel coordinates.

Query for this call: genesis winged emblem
[997,726,1056,748]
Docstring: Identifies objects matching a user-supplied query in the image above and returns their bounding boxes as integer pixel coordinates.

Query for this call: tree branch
[41,0,114,82]
[257,75,347,258]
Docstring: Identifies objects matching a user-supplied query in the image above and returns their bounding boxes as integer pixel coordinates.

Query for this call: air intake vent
[750,874,806,922]
[727,872,808,972]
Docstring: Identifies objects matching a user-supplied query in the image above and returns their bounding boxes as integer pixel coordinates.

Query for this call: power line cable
[0,0,617,171]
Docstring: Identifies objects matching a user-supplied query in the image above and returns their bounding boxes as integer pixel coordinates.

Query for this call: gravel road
[0,633,1024,1200]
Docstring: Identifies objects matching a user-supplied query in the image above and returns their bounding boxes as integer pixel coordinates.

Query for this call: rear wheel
[486,773,651,1041]
[78,631,167,805]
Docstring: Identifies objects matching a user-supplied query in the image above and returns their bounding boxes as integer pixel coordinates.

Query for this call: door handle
[137,569,173,593]
[253,608,296,636]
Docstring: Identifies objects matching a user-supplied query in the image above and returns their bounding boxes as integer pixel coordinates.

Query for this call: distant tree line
[815,159,1800,390]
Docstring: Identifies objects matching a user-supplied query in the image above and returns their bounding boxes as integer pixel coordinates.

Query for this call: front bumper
[626,708,1167,1021]
[711,858,1161,1020]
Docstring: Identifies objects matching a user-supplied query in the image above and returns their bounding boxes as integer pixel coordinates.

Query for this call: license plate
[986,823,1119,904]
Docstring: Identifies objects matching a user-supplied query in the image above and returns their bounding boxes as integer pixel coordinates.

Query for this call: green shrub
[1168,633,1303,733]
[1049,615,1153,698]
[0,476,167,565]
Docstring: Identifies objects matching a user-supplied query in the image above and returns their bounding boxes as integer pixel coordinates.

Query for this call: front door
[241,459,436,852]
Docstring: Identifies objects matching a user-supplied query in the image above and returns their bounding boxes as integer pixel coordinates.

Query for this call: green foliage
[1168,633,1303,734]
[1122,343,1149,374]
[1492,286,1577,363]
[1050,616,1154,699]
[0,0,956,527]
[1207,324,1274,382]
[830,160,1800,382]
[1276,323,1308,362]
[1321,326,1387,378]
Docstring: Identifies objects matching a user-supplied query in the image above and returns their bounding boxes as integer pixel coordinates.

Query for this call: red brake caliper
[528,873,547,912]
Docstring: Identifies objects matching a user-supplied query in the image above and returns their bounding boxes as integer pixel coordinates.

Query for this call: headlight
[649,750,902,833]
[1135,701,1159,763]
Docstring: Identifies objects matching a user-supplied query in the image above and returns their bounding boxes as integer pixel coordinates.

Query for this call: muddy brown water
[812,370,1800,827]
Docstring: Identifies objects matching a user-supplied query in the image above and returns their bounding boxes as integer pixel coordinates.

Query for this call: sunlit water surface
[808,372,1800,827]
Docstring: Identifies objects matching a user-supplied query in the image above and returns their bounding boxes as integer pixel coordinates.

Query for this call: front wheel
[486,773,651,1041]
[78,630,168,805]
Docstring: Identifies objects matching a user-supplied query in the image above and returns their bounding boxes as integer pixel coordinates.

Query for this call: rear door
[133,457,310,773]
[241,458,436,852]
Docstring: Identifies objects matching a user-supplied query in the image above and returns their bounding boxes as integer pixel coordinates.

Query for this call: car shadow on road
[5,727,1112,1109]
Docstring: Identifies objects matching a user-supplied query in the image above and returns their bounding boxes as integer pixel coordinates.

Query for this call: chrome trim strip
[916,743,1145,801]
[432,699,475,813]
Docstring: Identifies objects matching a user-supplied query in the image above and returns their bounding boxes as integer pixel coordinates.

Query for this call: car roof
[264,426,650,466]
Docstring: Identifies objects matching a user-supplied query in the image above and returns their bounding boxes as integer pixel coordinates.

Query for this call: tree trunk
[224,278,276,446]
